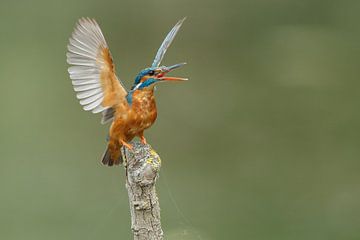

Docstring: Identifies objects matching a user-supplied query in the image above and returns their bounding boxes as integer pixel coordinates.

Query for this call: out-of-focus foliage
[1,0,360,239]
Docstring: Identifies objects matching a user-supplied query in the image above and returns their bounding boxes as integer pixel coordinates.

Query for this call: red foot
[120,139,133,150]
[140,135,147,144]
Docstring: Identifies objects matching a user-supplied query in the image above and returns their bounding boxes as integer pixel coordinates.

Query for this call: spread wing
[67,18,127,123]
[151,17,186,68]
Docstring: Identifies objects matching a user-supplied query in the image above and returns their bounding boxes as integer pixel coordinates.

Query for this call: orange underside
[107,89,158,163]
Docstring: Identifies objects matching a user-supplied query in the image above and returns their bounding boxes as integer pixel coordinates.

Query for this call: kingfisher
[66,18,187,166]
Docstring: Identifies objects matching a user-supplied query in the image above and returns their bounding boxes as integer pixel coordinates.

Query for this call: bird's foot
[140,135,147,145]
[120,140,133,150]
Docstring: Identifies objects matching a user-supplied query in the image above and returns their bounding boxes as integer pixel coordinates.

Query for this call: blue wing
[151,18,186,68]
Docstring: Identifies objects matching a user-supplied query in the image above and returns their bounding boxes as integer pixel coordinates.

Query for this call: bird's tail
[101,145,123,166]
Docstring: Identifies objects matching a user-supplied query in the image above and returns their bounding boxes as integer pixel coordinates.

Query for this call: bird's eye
[148,70,155,76]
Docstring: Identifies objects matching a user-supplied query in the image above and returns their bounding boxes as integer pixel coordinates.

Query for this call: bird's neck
[126,89,154,106]
[136,89,154,98]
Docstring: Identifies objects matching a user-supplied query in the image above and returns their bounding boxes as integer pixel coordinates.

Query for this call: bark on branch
[122,141,163,240]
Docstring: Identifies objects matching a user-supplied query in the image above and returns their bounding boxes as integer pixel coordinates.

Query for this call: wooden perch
[122,141,163,240]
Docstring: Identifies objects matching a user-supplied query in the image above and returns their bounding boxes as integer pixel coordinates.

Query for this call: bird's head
[132,63,188,91]
[130,17,188,91]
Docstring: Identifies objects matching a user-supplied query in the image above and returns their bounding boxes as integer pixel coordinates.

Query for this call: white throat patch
[133,82,142,90]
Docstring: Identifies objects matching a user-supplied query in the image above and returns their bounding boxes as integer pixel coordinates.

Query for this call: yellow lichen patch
[145,149,161,169]
[150,149,161,164]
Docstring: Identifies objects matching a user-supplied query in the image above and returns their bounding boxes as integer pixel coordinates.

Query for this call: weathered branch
[122,141,163,240]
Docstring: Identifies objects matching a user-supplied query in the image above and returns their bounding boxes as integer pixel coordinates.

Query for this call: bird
[66,17,187,166]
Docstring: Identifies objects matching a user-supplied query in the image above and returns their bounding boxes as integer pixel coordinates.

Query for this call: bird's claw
[140,136,147,145]
[121,140,133,150]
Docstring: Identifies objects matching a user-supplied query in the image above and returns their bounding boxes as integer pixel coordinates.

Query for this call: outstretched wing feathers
[67,18,127,118]
[151,17,186,68]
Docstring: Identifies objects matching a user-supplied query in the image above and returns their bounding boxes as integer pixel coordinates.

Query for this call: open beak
[157,63,188,81]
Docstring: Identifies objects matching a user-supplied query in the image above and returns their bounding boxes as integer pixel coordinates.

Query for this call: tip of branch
[123,140,161,185]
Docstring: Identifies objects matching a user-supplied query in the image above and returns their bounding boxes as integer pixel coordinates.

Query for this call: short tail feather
[101,145,122,166]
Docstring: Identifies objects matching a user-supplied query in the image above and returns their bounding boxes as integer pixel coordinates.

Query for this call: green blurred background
[1,0,360,239]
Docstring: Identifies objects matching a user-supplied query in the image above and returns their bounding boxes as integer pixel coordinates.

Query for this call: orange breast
[111,90,157,139]
[130,90,157,131]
